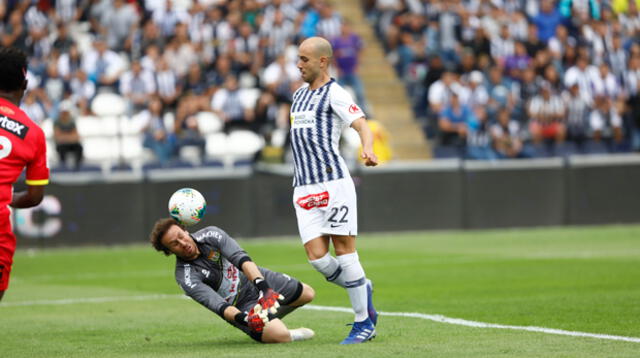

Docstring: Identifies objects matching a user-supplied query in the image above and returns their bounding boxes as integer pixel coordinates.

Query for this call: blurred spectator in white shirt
[70,70,96,116]
[102,0,139,51]
[120,61,157,114]
[590,95,623,144]
[211,76,256,133]
[82,37,126,89]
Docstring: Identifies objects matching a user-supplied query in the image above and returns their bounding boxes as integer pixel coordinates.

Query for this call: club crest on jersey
[207,249,220,261]
[0,115,29,139]
[348,104,361,114]
[296,191,330,210]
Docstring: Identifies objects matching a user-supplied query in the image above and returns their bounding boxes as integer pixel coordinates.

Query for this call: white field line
[2,295,639,344]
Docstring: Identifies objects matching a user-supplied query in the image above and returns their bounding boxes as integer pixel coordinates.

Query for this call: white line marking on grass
[303,305,640,343]
[2,295,639,343]
[0,294,187,307]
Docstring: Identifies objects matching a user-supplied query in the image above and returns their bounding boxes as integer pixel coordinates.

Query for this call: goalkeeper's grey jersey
[174,226,252,317]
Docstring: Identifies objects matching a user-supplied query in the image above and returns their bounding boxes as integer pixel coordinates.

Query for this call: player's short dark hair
[149,218,184,256]
[0,47,28,92]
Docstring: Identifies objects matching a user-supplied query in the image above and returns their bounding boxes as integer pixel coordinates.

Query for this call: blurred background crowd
[2,0,358,171]
[2,0,640,171]
[365,0,640,158]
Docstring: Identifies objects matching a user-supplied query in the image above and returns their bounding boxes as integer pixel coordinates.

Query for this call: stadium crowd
[365,0,640,159]
[0,0,354,169]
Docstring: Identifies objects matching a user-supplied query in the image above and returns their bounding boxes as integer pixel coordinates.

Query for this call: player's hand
[258,289,285,315]
[247,304,269,332]
[361,149,378,167]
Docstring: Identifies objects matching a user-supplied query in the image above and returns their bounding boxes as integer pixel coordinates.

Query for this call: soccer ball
[168,188,207,226]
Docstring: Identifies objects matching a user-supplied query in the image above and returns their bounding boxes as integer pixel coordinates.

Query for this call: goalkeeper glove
[253,277,285,315]
[235,304,269,333]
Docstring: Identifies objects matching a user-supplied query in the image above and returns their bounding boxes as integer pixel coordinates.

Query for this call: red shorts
[0,217,16,291]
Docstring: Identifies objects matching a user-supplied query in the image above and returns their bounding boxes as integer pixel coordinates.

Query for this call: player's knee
[261,320,292,344]
[300,283,315,304]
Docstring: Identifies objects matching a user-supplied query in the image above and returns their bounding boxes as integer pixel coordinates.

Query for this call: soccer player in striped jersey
[290,36,379,344]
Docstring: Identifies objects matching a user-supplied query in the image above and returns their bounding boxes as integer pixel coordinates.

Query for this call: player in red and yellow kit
[0,47,49,301]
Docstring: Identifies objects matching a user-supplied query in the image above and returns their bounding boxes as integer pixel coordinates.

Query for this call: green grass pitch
[2,225,640,357]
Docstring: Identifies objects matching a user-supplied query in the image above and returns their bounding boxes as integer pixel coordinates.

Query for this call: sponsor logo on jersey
[296,191,330,210]
[196,230,222,241]
[0,106,15,116]
[0,115,29,139]
[291,112,316,129]
[183,264,197,289]
[348,104,361,114]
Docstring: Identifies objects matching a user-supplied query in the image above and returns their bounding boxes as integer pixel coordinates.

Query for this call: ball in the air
[168,188,207,226]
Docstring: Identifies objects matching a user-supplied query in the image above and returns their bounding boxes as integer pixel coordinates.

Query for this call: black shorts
[230,267,304,342]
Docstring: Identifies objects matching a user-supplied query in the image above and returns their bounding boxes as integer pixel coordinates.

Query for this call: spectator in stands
[152,0,189,38]
[547,24,576,64]
[52,22,75,54]
[316,2,342,40]
[564,55,596,105]
[261,9,296,64]
[528,82,566,145]
[491,24,516,66]
[57,43,83,83]
[141,96,175,165]
[626,55,640,151]
[262,53,300,104]
[211,75,255,133]
[487,65,515,115]
[120,60,157,115]
[332,21,369,114]
[69,69,96,116]
[21,91,46,125]
[428,69,458,119]
[183,63,210,108]
[533,0,563,43]
[2,8,28,51]
[590,95,623,146]
[54,101,84,170]
[174,95,206,160]
[82,37,125,90]
[155,57,181,110]
[562,83,591,149]
[491,107,528,159]
[101,0,139,52]
[44,62,66,117]
[438,92,474,147]
[464,70,489,111]
[466,107,496,160]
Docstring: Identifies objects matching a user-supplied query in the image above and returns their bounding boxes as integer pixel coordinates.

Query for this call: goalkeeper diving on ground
[149,218,315,343]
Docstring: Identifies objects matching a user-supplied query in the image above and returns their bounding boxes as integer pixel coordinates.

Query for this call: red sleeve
[25,127,49,186]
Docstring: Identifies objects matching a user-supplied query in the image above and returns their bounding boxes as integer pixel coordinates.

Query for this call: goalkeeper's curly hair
[0,47,28,92]
[150,218,186,256]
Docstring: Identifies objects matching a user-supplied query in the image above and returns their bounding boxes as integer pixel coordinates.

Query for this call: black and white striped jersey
[289,79,364,187]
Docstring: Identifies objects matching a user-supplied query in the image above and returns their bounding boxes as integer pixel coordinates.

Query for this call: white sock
[309,253,347,287]
[337,252,368,322]
[289,327,315,341]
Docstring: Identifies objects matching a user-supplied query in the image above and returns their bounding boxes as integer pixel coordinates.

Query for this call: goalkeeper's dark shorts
[229,267,304,342]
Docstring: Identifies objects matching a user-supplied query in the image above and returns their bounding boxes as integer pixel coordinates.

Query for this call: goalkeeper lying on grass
[149,218,316,343]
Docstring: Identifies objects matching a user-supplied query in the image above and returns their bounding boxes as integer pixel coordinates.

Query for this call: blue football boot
[340,317,377,344]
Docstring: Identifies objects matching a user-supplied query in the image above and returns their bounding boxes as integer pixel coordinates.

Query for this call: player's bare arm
[350,117,378,167]
[10,184,44,208]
